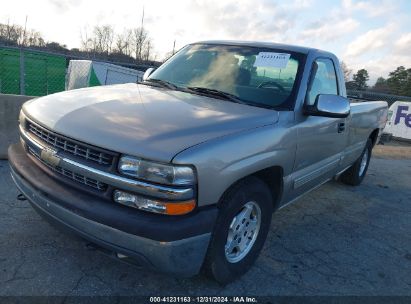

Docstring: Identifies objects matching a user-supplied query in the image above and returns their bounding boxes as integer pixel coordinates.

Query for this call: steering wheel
[258,81,286,92]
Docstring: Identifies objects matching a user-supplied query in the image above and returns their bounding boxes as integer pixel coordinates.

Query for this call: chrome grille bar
[27,121,114,166]
[28,146,108,191]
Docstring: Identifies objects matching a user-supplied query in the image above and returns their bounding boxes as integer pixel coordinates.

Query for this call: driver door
[291,57,349,198]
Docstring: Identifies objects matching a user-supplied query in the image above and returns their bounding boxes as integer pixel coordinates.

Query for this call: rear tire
[202,176,273,285]
[341,139,372,186]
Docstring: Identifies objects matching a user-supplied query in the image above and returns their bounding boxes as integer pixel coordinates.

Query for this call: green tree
[386,66,411,96]
[372,77,391,94]
[352,69,369,90]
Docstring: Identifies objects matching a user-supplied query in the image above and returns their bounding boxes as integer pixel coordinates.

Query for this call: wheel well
[218,166,284,210]
[369,128,379,146]
[253,166,283,209]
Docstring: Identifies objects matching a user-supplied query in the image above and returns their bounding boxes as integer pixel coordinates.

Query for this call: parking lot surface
[1,144,410,296]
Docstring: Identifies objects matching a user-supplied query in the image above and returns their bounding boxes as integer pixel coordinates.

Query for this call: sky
[2,0,411,84]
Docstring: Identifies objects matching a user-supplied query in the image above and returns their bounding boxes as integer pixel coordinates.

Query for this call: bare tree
[80,25,115,56]
[0,21,22,45]
[115,32,126,54]
[25,29,45,47]
[131,26,149,62]
[80,26,93,54]
[0,20,45,47]
[93,25,114,55]
[115,29,133,56]
[142,38,152,61]
[340,61,352,83]
[77,21,154,63]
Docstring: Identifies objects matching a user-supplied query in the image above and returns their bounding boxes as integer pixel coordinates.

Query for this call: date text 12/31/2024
[149,296,257,303]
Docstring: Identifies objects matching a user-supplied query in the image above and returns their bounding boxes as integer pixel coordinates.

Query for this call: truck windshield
[148,43,305,109]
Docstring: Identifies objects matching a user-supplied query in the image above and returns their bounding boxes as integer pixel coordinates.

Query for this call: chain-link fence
[347,89,411,107]
[0,47,66,96]
[0,46,148,96]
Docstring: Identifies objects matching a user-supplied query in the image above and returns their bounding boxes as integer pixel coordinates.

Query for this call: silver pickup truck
[9,41,388,284]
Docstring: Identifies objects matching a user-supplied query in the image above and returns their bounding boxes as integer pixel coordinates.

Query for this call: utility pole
[23,15,28,46]
[20,16,28,94]
[141,6,145,29]
[137,6,145,62]
[172,40,176,55]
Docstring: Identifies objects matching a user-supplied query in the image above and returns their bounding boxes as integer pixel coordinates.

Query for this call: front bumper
[8,143,217,277]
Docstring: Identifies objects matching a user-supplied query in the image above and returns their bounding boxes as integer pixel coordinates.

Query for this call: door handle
[338,122,345,133]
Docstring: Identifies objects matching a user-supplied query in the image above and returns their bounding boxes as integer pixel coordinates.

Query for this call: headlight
[118,156,196,185]
[114,190,196,215]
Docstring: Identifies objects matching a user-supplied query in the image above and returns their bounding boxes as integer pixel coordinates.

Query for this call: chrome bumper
[19,125,194,201]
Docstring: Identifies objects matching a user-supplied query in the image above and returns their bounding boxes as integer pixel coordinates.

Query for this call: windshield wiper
[188,86,277,109]
[186,86,248,105]
[143,78,180,90]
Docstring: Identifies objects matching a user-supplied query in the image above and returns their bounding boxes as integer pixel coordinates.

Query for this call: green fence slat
[0,48,21,94]
[24,53,47,96]
[23,51,66,96]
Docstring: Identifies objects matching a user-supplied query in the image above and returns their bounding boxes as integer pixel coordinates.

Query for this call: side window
[306,58,338,105]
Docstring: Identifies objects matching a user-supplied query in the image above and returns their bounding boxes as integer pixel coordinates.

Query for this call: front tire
[341,139,372,186]
[202,176,273,284]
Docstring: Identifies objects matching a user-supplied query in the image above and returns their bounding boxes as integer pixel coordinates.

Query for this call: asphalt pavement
[0,145,410,296]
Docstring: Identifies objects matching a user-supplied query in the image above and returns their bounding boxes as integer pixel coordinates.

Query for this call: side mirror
[304,94,350,118]
[142,68,155,81]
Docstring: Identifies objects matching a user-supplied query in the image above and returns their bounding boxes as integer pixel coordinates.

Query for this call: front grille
[27,121,114,166]
[28,147,108,191]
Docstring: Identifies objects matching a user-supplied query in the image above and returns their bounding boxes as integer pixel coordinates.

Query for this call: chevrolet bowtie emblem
[40,148,60,167]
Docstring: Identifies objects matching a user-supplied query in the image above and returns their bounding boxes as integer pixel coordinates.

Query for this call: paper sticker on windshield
[253,52,290,69]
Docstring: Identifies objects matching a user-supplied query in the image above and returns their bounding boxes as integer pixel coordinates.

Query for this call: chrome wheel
[359,149,369,177]
[225,201,261,263]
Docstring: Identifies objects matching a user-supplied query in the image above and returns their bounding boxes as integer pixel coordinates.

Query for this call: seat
[236,68,251,86]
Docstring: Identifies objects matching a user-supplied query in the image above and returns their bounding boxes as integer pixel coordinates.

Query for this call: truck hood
[23,83,279,162]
